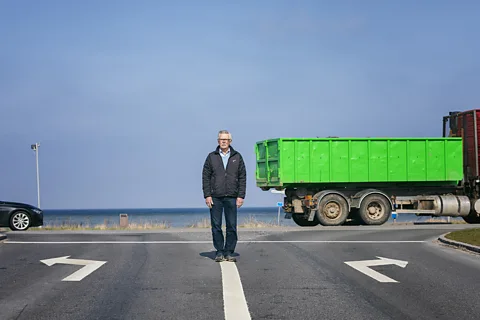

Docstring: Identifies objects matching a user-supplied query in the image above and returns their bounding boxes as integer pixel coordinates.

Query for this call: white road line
[220,262,251,320]
[3,240,426,244]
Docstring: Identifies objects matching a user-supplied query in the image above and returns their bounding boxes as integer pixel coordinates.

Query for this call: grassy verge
[445,228,480,246]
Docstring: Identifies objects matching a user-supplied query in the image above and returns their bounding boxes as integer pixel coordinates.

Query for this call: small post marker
[120,214,128,228]
[392,211,397,224]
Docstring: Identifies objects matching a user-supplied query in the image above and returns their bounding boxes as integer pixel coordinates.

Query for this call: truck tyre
[315,194,349,226]
[292,214,319,227]
[462,212,480,224]
[358,194,391,225]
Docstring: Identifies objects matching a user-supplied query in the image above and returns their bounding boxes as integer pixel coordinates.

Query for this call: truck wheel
[462,212,480,224]
[359,194,391,225]
[315,194,349,226]
[292,214,319,227]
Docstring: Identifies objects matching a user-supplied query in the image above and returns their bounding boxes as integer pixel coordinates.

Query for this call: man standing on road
[202,130,247,262]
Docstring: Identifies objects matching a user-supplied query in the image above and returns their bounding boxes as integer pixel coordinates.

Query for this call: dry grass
[239,215,281,228]
[32,218,171,231]
[3,215,284,232]
[186,218,211,228]
[185,215,282,229]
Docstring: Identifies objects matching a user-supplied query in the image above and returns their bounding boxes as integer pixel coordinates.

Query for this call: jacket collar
[215,145,237,156]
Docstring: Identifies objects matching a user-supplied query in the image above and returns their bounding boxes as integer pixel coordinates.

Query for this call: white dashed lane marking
[220,262,251,320]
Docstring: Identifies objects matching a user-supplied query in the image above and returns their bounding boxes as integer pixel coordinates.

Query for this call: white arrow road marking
[40,256,107,281]
[220,262,251,320]
[344,256,408,283]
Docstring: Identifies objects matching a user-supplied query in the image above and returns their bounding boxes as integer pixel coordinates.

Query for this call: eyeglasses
[218,139,231,142]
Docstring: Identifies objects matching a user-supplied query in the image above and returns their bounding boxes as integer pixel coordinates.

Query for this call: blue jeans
[210,197,237,255]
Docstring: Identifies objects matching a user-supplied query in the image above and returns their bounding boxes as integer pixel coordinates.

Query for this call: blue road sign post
[271,190,286,225]
[277,202,283,225]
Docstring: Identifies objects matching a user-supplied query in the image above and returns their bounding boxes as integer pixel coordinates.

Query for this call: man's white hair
[218,130,232,140]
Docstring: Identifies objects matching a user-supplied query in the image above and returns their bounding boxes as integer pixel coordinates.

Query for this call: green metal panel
[331,140,349,182]
[296,141,311,182]
[266,140,279,182]
[388,140,407,181]
[369,140,388,181]
[255,142,267,182]
[255,137,464,187]
[311,140,329,182]
[446,139,463,180]
[281,140,295,182]
[427,140,445,180]
[408,140,426,181]
[350,140,368,182]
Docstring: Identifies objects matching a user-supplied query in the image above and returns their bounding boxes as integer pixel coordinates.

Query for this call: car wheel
[10,211,32,231]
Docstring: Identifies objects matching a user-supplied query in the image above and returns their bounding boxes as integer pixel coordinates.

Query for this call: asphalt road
[1,225,479,320]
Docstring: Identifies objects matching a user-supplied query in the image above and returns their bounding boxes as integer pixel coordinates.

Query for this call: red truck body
[444,109,480,181]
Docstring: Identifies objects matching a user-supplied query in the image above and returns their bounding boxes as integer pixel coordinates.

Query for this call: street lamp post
[31,143,41,208]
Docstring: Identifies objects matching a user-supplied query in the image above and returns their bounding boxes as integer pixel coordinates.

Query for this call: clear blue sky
[1,1,479,209]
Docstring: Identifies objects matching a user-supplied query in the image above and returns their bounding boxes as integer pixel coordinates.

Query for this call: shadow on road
[199,251,240,260]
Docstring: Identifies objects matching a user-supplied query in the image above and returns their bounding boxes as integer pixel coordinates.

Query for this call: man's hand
[205,197,214,208]
[236,197,244,208]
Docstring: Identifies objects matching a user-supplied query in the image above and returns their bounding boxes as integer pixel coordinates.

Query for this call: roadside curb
[0,233,6,241]
[438,233,480,254]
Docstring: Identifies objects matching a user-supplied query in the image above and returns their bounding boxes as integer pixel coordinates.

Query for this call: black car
[0,201,44,231]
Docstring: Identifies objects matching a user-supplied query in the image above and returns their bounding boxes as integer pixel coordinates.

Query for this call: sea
[40,207,464,228]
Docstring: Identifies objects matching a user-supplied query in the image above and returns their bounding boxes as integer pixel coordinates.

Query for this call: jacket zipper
[217,151,236,197]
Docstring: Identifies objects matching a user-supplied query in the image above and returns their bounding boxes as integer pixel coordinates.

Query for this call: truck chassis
[282,181,480,226]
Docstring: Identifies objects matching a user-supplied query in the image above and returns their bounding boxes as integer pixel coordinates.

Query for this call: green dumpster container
[255,137,463,188]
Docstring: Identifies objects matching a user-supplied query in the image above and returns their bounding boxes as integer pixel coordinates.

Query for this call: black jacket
[202,146,247,199]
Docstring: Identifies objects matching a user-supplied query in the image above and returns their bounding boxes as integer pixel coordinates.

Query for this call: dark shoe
[224,253,236,262]
[215,252,224,262]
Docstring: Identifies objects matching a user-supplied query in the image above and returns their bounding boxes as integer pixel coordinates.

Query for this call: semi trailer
[255,109,480,226]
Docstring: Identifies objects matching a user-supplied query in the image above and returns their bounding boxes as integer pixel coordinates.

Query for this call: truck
[255,109,480,226]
